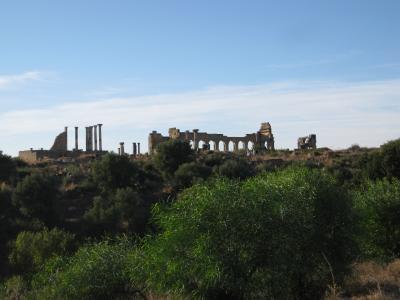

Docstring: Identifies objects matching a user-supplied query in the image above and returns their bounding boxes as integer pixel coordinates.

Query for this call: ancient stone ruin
[19,124,105,163]
[50,127,68,152]
[297,134,317,150]
[148,122,275,154]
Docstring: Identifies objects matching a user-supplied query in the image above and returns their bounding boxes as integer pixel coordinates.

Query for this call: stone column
[193,129,199,150]
[85,127,89,151]
[133,143,137,156]
[224,142,228,152]
[94,125,98,151]
[98,124,103,152]
[89,126,94,151]
[64,127,68,150]
[120,142,125,155]
[118,148,121,155]
[137,143,140,155]
[75,127,79,151]
[233,142,238,152]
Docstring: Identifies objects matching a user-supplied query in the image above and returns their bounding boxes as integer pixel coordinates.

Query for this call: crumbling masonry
[19,124,105,163]
[297,134,317,150]
[148,122,275,154]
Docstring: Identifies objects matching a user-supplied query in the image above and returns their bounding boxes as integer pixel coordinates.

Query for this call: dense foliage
[137,168,355,299]
[0,138,399,299]
[354,178,400,260]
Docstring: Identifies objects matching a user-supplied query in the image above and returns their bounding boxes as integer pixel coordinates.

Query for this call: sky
[1,0,400,156]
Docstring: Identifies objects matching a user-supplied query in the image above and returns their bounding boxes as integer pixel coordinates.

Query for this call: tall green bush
[30,238,138,300]
[136,168,356,299]
[354,178,400,260]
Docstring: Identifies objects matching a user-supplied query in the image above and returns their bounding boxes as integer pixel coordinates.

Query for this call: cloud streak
[0,71,44,90]
[1,78,400,155]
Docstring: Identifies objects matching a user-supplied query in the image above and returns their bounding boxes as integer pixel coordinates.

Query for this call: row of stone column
[75,124,102,152]
[118,142,141,156]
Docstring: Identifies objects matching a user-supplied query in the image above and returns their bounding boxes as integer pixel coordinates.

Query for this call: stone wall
[297,134,317,149]
[50,127,68,152]
[148,122,275,154]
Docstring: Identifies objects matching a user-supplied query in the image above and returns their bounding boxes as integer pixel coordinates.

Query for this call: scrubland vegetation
[1,139,400,299]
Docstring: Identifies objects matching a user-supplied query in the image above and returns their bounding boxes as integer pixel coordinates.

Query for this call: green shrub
[136,168,356,299]
[12,173,59,227]
[91,154,140,192]
[30,238,138,300]
[0,153,16,183]
[216,158,254,180]
[354,178,400,260]
[358,139,400,180]
[84,187,149,235]
[9,228,76,274]
[0,275,28,300]
[174,162,212,188]
[153,140,194,179]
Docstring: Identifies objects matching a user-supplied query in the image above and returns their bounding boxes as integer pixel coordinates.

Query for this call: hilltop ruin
[19,124,105,163]
[148,122,275,154]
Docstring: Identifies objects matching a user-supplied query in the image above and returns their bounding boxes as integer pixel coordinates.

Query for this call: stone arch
[219,140,226,152]
[189,140,194,149]
[198,140,205,150]
[228,141,235,152]
[247,141,254,151]
[209,140,216,151]
[238,141,246,151]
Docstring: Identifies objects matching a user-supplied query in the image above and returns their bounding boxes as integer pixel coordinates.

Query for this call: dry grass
[325,260,400,300]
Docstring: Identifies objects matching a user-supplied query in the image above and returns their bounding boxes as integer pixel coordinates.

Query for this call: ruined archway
[247,141,254,152]
[219,141,226,152]
[198,140,205,150]
[228,141,235,152]
[209,140,216,151]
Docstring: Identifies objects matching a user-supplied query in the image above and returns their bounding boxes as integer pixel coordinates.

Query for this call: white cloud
[0,78,400,155]
[0,71,44,90]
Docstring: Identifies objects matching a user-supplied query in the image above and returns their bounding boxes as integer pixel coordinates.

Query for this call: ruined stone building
[19,124,105,163]
[148,122,275,154]
[297,134,317,150]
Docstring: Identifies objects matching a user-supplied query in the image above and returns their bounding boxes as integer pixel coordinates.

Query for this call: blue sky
[1,0,400,155]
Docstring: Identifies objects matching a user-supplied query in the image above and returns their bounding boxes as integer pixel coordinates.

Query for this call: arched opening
[189,140,194,149]
[219,141,226,152]
[198,140,205,150]
[209,140,216,151]
[247,141,254,151]
[228,141,235,152]
[238,141,245,150]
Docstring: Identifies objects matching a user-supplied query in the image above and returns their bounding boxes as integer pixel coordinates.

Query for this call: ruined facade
[19,124,105,163]
[148,122,275,154]
[50,127,68,152]
[297,134,317,150]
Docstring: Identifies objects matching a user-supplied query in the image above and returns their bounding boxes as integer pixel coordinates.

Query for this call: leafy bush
[358,139,400,181]
[0,275,28,300]
[9,228,76,274]
[381,139,400,179]
[91,154,140,192]
[84,187,149,235]
[12,173,59,227]
[153,140,194,179]
[0,153,16,183]
[354,178,400,260]
[216,158,254,180]
[136,168,356,299]
[30,238,138,300]
[174,162,212,188]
